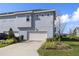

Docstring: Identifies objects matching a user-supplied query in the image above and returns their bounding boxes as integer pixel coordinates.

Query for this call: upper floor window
[47,13,50,16]
[47,13,53,16]
[41,14,44,16]
[36,14,39,17]
[26,18,30,21]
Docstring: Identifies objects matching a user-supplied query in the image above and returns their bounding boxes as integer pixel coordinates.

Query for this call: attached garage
[29,31,47,41]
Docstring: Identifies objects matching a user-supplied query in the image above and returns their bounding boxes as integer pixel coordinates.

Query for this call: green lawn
[37,41,79,56]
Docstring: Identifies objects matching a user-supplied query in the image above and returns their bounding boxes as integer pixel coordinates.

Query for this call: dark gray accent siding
[53,11,56,38]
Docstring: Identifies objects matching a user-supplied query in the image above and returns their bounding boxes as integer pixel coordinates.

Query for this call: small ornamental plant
[8,28,15,39]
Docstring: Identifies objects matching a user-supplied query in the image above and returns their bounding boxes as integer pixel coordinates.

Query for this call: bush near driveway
[0,39,15,48]
[5,39,15,44]
[0,28,24,48]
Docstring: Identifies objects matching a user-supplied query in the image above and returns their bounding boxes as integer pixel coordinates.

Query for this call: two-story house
[0,9,56,41]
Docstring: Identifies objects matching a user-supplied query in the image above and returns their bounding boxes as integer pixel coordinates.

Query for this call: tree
[55,16,67,42]
[8,28,15,39]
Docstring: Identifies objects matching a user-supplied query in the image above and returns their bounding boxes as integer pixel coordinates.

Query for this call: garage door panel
[29,32,47,41]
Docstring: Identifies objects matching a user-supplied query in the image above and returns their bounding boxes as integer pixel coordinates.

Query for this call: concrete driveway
[0,40,45,56]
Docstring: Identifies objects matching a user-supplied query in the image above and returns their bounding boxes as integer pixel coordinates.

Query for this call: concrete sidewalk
[0,40,44,56]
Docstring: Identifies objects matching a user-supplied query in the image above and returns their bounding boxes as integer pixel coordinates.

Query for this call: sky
[0,3,78,14]
[0,3,79,33]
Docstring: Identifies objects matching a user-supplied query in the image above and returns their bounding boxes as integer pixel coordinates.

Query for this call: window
[36,14,39,17]
[40,13,45,16]
[41,14,44,16]
[35,14,40,20]
[47,13,50,16]
[26,18,29,21]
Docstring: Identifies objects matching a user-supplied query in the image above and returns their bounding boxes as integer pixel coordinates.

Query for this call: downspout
[53,11,56,38]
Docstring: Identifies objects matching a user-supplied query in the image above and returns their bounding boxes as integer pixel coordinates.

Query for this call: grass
[37,41,79,56]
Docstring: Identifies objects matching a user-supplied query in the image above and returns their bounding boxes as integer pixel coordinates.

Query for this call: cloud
[60,14,70,23]
[60,7,79,23]
[71,8,79,21]
[55,7,79,33]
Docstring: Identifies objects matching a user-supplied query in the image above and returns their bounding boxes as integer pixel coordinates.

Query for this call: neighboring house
[73,27,79,37]
[0,9,56,40]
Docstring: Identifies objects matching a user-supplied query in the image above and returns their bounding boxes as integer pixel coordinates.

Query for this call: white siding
[19,30,27,40]
[0,16,19,32]
[16,14,31,27]
[35,13,53,38]
[76,30,79,36]
[0,10,54,40]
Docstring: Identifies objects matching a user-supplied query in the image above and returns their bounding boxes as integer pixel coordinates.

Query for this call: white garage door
[29,32,47,41]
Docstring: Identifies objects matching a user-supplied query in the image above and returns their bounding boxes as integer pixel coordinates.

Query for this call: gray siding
[0,14,31,40]
[35,13,53,38]
[16,14,31,27]
[0,16,18,32]
[0,10,55,40]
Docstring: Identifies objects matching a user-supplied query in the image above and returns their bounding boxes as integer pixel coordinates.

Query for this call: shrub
[0,39,15,48]
[0,40,6,44]
[41,41,72,51]
[0,43,8,47]
[8,28,15,39]
[61,35,79,41]
[42,41,57,49]
[5,39,15,44]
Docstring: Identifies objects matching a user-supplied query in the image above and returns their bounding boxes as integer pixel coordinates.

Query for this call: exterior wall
[76,29,79,37]
[0,10,55,40]
[0,14,31,40]
[16,14,32,27]
[0,16,18,32]
[19,30,27,40]
[34,12,53,38]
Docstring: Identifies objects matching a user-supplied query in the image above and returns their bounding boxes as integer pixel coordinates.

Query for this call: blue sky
[0,3,79,33]
[0,3,78,14]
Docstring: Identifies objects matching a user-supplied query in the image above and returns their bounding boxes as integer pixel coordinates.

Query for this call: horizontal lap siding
[35,14,54,38]
[19,30,27,40]
[0,16,19,32]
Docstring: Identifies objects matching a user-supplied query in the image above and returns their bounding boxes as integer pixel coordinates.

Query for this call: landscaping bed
[37,41,79,56]
[0,38,17,48]
[0,28,24,48]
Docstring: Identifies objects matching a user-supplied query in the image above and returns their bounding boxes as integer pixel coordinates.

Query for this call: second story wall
[34,12,54,38]
[16,14,32,27]
[35,12,53,30]
[0,16,17,32]
[0,14,32,32]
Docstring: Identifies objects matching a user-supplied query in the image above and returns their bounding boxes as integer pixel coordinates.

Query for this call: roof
[0,9,55,17]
